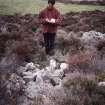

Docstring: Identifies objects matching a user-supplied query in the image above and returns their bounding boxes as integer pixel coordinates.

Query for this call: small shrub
[68,50,94,66]
[63,74,105,105]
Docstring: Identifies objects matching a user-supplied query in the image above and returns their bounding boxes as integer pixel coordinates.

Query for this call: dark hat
[48,0,55,5]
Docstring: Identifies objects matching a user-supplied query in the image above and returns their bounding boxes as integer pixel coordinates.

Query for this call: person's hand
[45,18,56,24]
[45,18,50,22]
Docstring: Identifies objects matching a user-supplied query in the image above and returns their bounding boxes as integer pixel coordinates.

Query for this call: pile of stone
[17,59,68,105]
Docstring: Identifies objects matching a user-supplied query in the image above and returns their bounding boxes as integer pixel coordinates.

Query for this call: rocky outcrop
[0,57,69,105]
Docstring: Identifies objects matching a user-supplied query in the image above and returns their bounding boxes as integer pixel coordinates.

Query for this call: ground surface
[0,11,105,105]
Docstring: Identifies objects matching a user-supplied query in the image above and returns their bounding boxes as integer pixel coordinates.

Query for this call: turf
[0,0,105,15]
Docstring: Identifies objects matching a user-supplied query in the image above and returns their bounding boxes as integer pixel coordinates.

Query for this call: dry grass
[63,73,105,105]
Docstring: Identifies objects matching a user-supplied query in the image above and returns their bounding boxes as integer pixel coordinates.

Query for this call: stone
[22,71,33,76]
[60,63,69,70]
[25,62,36,70]
[81,31,105,48]
[49,59,57,71]
[98,82,105,87]
[23,75,34,82]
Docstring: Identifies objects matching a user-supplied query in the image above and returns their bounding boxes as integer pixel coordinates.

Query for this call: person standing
[38,0,62,55]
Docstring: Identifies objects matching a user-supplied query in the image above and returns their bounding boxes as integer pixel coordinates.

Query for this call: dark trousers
[43,32,56,53]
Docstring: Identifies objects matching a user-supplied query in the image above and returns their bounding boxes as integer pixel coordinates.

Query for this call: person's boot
[45,48,50,55]
[49,49,55,56]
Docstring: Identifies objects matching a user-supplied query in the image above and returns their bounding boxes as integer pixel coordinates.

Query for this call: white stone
[25,62,36,70]
[45,66,50,71]
[22,71,33,76]
[98,82,105,86]
[60,63,69,70]
[50,59,57,71]
[23,75,34,82]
